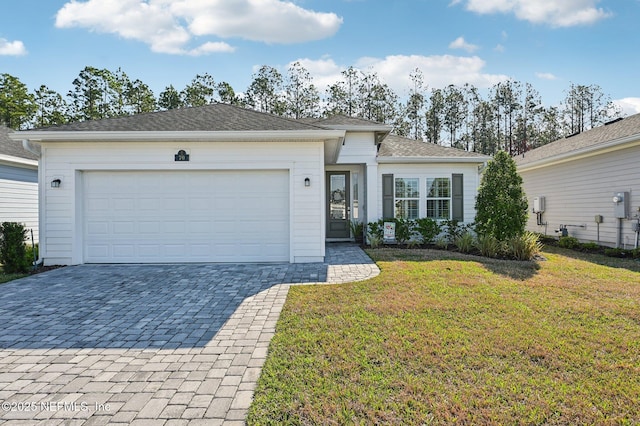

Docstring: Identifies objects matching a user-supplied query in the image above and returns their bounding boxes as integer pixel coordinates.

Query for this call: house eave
[0,153,38,168]
[9,130,346,143]
[517,134,640,172]
[376,156,489,164]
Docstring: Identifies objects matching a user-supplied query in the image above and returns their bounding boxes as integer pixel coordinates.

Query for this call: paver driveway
[0,244,378,425]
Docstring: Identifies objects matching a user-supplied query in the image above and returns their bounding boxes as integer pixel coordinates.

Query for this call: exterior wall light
[304,177,311,187]
[51,178,62,188]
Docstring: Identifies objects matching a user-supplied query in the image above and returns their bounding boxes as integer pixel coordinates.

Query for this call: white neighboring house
[515,113,640,249]
[11,104,488,265]
[0,125,39,242]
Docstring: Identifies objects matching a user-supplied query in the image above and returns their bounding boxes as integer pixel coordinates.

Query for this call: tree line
[0,64,622,156]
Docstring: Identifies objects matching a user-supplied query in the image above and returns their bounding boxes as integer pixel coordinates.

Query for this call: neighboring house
[515,113,640,248]
[11,104,488,265]
[0,125,39,242]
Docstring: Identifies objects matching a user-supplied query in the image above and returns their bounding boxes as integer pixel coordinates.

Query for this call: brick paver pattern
[0,243,378,425]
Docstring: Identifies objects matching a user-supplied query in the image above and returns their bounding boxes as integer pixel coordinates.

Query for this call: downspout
[22,139,41,158]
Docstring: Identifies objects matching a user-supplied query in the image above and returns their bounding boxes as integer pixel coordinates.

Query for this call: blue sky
[2,0,639,115]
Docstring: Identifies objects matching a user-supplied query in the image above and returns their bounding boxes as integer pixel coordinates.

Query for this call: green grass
[248,246,640,425]
[0,266,28,284]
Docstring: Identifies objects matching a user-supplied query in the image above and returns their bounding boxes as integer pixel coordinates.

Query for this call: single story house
[0,125,39,242]
[515,113,640,248]
[11,104,488,265]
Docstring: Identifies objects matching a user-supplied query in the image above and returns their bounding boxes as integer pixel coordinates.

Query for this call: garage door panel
[84,170,289,263]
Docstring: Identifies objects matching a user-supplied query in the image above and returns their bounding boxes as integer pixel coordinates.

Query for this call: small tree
[0,222,30,273]
[475,150,528,241]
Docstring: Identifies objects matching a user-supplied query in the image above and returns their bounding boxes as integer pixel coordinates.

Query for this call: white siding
[40,141,325,265]
[336,132,377,164]
[519,144,640,248]
[0,164,39,242]
[376,163,481,224]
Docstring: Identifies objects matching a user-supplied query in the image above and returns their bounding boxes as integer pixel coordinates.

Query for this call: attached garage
[83,170,290,263]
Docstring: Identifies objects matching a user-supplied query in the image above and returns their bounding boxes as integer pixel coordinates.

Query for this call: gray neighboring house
[0,125,39,242]
[515,113,640,248]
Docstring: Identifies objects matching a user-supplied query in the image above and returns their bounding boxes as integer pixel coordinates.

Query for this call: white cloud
[55,0,342,55]
[457,0,611,27]
[449,36,479,53]
[536,72,557,80]
[613,97,640,116]
[0,38,27,56]
[290,54,509,96]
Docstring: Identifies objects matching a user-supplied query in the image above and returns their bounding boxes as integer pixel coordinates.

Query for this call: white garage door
[83,170,289,263]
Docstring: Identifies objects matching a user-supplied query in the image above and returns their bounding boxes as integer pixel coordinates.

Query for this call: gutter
[22,140,41,158]
[9,130,346,143]
[376,156,490,164]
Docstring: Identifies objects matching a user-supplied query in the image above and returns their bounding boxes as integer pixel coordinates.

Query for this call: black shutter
[452,173,463,221]
[382,174,394,218]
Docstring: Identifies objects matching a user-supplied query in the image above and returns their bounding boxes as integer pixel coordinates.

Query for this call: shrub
[435,235,449,249]
[414,217,441,245]
[476,234,501,258]
[579,242,600,252]
[604,248,633,258]
[393,218,413,244]
[475,150,528,241]
[367,220,385,242]
[0,222,30,274]
[558,236,580,249]
[367,232,383,249]
[442,219,463,244]
[349,220,364,242]
[455,231,476,253]
[507,231,543,261]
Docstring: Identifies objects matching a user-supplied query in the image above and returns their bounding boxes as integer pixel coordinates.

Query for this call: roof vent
[604,117,624,126]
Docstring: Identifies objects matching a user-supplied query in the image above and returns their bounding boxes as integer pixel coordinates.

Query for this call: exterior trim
[10,130,345,143]
[377,156,488,164]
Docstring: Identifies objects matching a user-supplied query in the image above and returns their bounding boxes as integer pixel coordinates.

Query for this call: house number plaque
[174,150,189,161]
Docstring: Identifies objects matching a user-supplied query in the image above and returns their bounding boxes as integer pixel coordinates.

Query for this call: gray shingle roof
[0,125,39,161]
[378,134,489,160]
[35,103,326,132]
[516,113,640,166]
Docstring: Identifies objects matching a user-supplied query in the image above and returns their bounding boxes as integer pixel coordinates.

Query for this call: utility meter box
[613,191,630,219]
[533,196,545,213]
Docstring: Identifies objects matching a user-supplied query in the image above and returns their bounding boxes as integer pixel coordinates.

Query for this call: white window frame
[394,177,420,219]
[426,177,452,220]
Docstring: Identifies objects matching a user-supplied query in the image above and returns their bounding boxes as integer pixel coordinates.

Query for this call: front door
[326,172,350,238]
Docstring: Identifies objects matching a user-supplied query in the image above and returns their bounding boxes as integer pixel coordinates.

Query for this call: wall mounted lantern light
[51,178,62,188]
[304,177,311,187]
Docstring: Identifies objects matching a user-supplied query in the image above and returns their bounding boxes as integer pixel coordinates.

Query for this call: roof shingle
[378,134,489,159]
[516,113,640,166]
[0,126,39,161]
[35,103,326,132]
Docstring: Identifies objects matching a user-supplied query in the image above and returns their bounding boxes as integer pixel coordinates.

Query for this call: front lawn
[248,246,640,425]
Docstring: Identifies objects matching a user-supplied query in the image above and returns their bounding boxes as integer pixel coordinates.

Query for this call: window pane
[395,178,419,198]
[395,200,419,220]
[427,199,450,220]
[427,178,450,197]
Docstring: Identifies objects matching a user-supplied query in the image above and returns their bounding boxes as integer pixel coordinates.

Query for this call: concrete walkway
[0,243,379,425]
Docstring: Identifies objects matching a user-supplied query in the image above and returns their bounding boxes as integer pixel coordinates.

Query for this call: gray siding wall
[0,164,39,242]
[519,144,640,248]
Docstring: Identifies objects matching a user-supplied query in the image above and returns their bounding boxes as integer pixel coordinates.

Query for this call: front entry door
[326,172,350,238]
